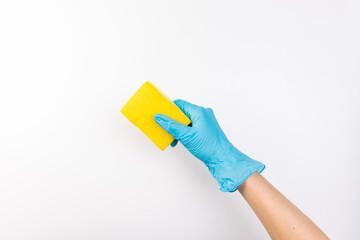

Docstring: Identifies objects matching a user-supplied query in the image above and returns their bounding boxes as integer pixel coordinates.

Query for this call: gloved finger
[174,99,202,122]
[154,114,190,140]
[170,139,178,147]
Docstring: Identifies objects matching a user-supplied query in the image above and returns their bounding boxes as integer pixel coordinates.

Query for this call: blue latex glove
[154,99,265,192]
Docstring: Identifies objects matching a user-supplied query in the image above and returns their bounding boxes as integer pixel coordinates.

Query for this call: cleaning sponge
[121,81,191,150]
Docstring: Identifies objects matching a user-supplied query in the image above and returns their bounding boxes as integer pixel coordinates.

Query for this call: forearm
[237,172,329,240]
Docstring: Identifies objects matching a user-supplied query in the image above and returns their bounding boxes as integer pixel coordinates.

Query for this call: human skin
[237,172,329,240]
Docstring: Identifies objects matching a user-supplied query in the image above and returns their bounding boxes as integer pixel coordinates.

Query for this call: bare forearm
[237,172,329,240]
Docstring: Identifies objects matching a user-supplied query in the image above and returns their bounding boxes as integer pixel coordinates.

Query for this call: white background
[0,0,359,239]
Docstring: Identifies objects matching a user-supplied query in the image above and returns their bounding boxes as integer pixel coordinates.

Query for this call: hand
[154,99,265,192]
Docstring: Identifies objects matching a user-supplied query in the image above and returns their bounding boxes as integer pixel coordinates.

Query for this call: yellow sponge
[121,81,191,150]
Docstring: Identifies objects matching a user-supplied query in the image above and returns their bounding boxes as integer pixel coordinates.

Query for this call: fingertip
[154,113,163,118]
[170,139,178,147]
[174,99,185,103]
[174,99,186,108]
[154,114,166,127]
[154,113,165,121]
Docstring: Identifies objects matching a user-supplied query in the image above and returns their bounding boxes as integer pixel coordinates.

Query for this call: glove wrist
[209,142,265,192]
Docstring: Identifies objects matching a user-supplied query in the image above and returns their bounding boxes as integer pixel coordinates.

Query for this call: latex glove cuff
[206,142,265,192]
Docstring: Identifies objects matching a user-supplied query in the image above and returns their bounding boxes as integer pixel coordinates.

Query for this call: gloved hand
[154,99,265,192]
